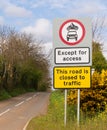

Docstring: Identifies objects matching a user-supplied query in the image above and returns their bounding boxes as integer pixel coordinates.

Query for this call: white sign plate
[55,47,90,64]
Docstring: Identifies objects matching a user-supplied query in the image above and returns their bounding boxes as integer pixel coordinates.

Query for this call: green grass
[0,89,11,100]
[26,90,107,130]
[0,87,36,101]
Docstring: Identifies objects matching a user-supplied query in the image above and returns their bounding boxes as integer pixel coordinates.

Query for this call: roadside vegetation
[68,69,107,116]
[27,90,107,130]
[0,26,51,100]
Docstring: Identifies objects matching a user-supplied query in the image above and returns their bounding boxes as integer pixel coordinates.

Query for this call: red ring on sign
[59,19,86,46]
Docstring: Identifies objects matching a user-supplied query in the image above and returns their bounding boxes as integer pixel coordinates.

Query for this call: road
[0,92,50,130]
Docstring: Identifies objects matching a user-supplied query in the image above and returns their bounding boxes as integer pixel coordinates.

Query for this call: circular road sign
[59,19,86,46]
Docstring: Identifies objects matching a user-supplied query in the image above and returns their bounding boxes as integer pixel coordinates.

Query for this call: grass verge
[26,90,107,130]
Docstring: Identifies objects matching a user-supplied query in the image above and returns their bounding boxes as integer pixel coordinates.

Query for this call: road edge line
[23,119,31,130]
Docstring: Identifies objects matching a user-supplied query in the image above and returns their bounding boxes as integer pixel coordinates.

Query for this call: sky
[0,0,107,57]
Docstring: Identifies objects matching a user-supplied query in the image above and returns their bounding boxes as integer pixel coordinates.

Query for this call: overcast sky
[0,0,107,57]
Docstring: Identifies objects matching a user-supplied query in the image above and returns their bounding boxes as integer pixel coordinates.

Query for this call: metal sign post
[64,89,67,126]
[77,89,80,126]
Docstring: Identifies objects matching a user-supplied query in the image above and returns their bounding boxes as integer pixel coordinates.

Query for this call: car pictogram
[67,30,78,41]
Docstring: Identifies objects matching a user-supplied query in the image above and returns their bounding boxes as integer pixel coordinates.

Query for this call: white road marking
[0,93,38,117]
[15,101,24,107]
[26,97,32,101]
[0,109,10,117]
[33,94,37,97]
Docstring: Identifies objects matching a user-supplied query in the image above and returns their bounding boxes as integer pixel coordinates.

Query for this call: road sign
[53,66,91,89]
[55,47,90,64]
[53,18,92,126]
[53,18,92,66]
[59,19,85,45]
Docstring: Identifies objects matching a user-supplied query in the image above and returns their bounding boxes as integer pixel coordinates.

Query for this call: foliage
[67,70,107,116]
[9,86,27,97]
[27,91,107,130]
[38,82,47,91]
[27,91,65,130]
[0,89,11,100]
[20,65,42,89]
[0,25,51,100]
[92,42,107,72]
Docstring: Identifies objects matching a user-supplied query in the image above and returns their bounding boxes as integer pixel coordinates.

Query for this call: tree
[92,16,107,72]
[0,25,51,93]
[92,16,106,43]
[92,41,107,72]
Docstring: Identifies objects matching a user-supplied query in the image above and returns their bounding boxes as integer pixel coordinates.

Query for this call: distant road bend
[0,92,50,130]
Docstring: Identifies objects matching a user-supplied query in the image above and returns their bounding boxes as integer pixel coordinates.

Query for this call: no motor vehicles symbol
[59,19,86,46]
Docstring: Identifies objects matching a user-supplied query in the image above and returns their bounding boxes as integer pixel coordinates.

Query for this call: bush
[67,70,107,116]
[38,83,47,91]
[0,89,11,100]
[9,86,26,97]
[20,65,42,90]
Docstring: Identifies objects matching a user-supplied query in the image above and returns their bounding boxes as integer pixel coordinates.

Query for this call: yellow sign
[53,66,91,89]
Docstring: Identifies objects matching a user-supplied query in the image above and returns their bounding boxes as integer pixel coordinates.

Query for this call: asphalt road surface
[0,92,50,130]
